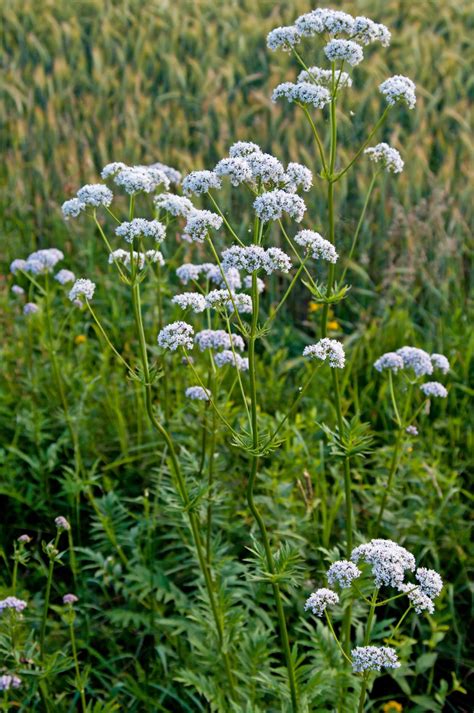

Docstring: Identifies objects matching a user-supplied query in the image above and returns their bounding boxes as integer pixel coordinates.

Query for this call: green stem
[336,107,391,182]
[39,533,60,659]
[68,614,87,713]
[325,611,352,664]
[321,74,338,336]
[207,193,245,247]
[206,393,217,564]
[339,172,378,285]
[357,588,379,712]
[375,426,404,533]
[86,303,132,371]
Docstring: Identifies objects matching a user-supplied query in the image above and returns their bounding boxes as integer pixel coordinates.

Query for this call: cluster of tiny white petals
[23,248,64,275]
[195,329,245,352]
[214,157,253,186]
[228,141,261,158]
[254,190,306,223]
[183,210,223,242]
[101,162,127,179]
[114,166,170,194]
[158,322,194,351]
[205,290,252,315]
[185,386,211,401]
[351,646,400,673]
[379,75,416,109]
[406,425,419,436]
[145,250,165,266]
[396,347,433,376]
[431,353,450,374]
[76,184,113,207]
[182,170,222,195]
[176,263,203,284]
[68,278,96,304]
[221,245,292,275]
[296,9,355,37]
[265,247,292,273]
[150,161,182,185]
[247,153,286,185]
[352,16,391,46]
[11,285,25,296]
[399,583,435,614]
[216,266,242,291]
[303,339,345,369]
[0,597,28,613]
[283,163,313,192]
[272,82,331,109]
[229,293,253,314]
[294,230,338,263]
[172,292,207,313]
[10,259,27,274]
[55,515,70,531]
[63,593,79,605]
[351,539,416,589]
[420,381,448,398]
[415,568,443,599]
[54,269,76,285]
[154,193,194,217]
[327,560,362,588]
[115,218,166,244]
[266,25,301,51]
[373,352,405,373]
[365,143,404,173]
[62,197,86,219]
[297,66,352,89]
[243,275,265,293]
[304,588,339,616]
[0,675,21,691]
[23,302,39,315]
[324,39,364,66]
[214,350,249,371]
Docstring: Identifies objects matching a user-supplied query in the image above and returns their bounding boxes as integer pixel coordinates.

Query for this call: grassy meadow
[0,0,472,711]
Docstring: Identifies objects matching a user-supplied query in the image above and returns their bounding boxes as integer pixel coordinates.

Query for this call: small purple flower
[0,597,28,613]
[55,516,71,531]
[63,593,79,605]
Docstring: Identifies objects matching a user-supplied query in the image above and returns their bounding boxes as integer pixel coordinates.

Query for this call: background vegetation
[0,0,472,711]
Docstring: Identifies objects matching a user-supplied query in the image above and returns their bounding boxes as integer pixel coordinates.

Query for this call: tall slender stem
[339,172,378,285]
[357,588,379,713]
[68,612,87,713]
[39,533,60,658]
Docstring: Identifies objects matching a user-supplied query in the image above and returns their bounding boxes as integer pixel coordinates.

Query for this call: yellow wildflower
[327,320,340,331]
[308,301,323,313]
[74,334,87,345]
[382,702,403,713]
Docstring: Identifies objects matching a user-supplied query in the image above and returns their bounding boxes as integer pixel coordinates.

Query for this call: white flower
[215,157,253,186]
[420,381,448,398]
[304,588,339,616]
[399,583,435,614]
[228,293,253,314]
[0,675,21,691]
[154,193,194,217]
[195,329,245,352]
[266,25,301,51]
[214,350,249,371]
[183,209,223,242]
[415,568,443,599]
[23,302,39,315]
[101,161,128,179]
[297,66,352,89]
[158,321,194,351]
[283,163,313,192]
[254,190,306,223]
[10,259,27,274]
[54,269,76,285]
[373,352,405,373]
[379,75,416,109]
[228,141,262,158]
[351,646,400,673]
[272,82,331,109]
[353,17,391,47]
[324,39,364,67]
[0,597,28,613]
[294,230,338,263]
[406,425,418,436]
[430,353,450,374]
[396,347,433,376]
[303,339,345,368]
[150,161,182,185]
[221,245,291,275]
[351,539,416,589]
[327,560,362,588]
[185,386,211,401]
[11,285,25,296]
[76,184,113,207]
[182,170,222,195]
[176,263,203,284]
[114,166,170,194]
[247,152,286,185]
[365,143,404,173]
[265,247,292,274]
[172,292,207,313]
[145,250,165,266]
[24,248,64,274]
[115,218,166,244]
[62,197,86,219]
[69,278,96,305]
[243,275,265,293]
[295,9,355,37]
[55,515,71,531]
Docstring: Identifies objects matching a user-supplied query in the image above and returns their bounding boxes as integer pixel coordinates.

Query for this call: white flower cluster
[351,539,416,589]
[416,568,443,599]
[283,163,313,192]
[267,25,302,51]
[54,269,76,285]
[304,588,339,616]
[379,75,416,109]
[324,39,364,66]
[182,170,222,195]
[195,329,245,352]
[115,218,166,244]
[373,352,404,373]
[243,275,265,293]
[205,289,252,315]
[158,321,194,351]
[246,152,286,184]
[19,248,65,275]
[183,209,223,242]
[351,646,400,673]
[420,381,448,399]
[303,339,345,369]
[185,386,211,401]
[229,141,261,158]
[62,184,113,218]
[68,278,96,305]
[114,165,170,194]
[294,230,338,263]
[398,583,435,615]
[11,285,25,296]
[221,245,292,275]
[365,143,404,174]
[154,193,194,217]
[0,597,28,613]
[406,425,419,436]
[109,249,164,270]
[254,190,306,223]
[272,81,331,109]
[215,157,253,186]
[150,161,182,185]
[430,353,450,374]
[327,560,362,588]
[0,675,21,691]
[396,346,433,377]
[23,303,39,315]
[214,350,249,371]
[297,66,352,89]
[62,198,87,219]
[172,292,207,313]
[352,16,391,46]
